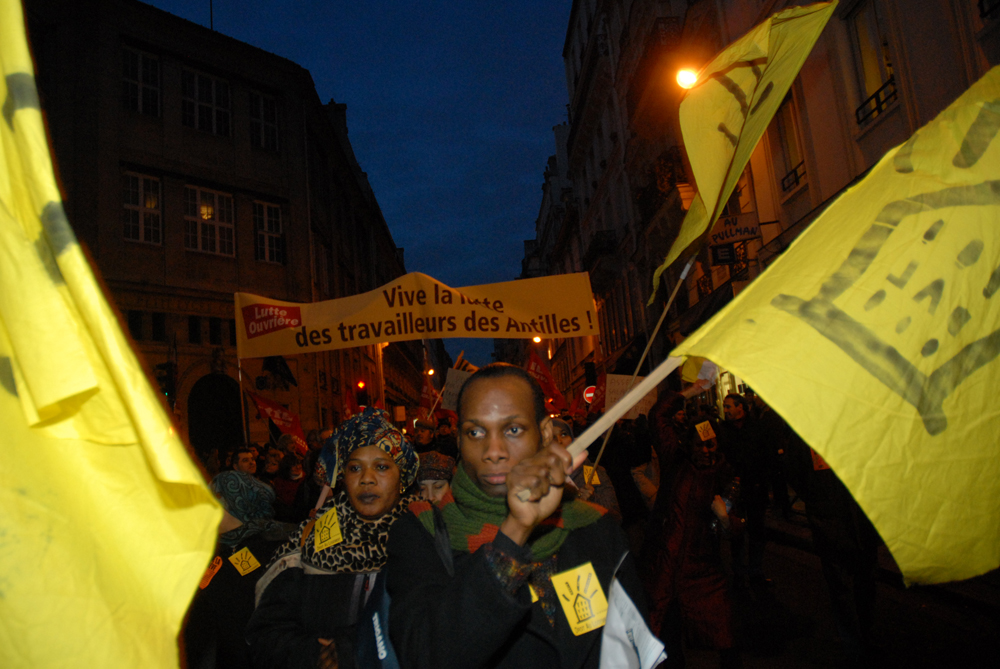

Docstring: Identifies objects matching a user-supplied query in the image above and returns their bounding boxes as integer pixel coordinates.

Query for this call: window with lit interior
[184,186,234,256]
[122,172,161,244]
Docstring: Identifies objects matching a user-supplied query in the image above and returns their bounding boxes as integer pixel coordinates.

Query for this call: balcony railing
[980,0,1000,19]
[855,76,897,126]
[781,161,806,192]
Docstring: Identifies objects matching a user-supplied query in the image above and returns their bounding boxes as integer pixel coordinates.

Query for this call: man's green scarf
[411,464,605,561]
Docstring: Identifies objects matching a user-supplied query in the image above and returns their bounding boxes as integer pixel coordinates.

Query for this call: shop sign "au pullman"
[708,212,761,246]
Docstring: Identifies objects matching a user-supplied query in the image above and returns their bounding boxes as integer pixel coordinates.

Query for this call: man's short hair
[725,393,748,411]
[457,363,546,425]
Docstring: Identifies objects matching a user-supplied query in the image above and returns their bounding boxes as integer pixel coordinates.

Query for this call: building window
[151,312,167,342]
[253,201,284,263]
[774,95,806,192]
[250,92,279,151]
[189,316,202,344]
[850,1,896,125]
[184,186,234,256]
[127,310,144,340]
[209,317,222,345]
[122,173,162,244]
[122,48,159,116]
[182,70,231,136]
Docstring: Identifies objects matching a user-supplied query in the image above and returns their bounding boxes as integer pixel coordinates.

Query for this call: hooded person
[184,471,293,669]
[247,406,420,669]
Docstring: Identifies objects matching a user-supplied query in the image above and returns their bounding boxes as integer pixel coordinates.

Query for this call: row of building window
[122,47,279,151]
[121,172,284,262]
[127,310,238,347]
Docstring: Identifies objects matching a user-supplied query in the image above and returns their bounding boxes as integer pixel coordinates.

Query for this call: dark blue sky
[143,0,573,366]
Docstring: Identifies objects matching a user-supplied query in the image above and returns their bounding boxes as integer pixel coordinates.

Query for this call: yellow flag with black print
[0,1,221,666]
[673,66,1000,584]
[650,1,836,303]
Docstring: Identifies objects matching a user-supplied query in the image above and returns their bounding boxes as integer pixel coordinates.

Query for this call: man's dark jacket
[386,512,647,669]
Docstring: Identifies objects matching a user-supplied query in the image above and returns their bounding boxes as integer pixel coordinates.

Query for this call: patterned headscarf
[317,406,419,490]
[210,471,286,547]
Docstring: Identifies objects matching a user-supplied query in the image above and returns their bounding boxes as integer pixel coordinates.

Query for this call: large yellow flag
[0,1,221,666]
[673,66,1000,584]
[650,1,836,303]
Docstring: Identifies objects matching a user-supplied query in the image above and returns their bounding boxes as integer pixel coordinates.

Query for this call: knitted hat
[417,451,455,482]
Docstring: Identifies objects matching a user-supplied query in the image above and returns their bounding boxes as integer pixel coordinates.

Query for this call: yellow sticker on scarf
[583,465,600,485]
[529,584,539,603]
[551,562,607,635]
[228,547,261,576]
[314,506,344,551]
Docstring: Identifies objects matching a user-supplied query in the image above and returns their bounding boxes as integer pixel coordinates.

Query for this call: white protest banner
[235,272,598,358]
[605,374,658,419]
[441,368,472,412]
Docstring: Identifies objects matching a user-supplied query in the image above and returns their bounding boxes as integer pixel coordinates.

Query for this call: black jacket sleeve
[246,569,323,669]
[386,513,534,669]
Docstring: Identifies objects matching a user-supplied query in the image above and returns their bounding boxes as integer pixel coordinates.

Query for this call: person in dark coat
[718,393,770,587]
[641,416,744,669]
[184,471,293,669]
[247,407,420,669]
[784,430,881,667]
[386,363,662,669]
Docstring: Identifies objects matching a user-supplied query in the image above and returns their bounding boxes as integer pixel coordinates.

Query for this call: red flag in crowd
[247,391,309,455]
[526,349,567,414]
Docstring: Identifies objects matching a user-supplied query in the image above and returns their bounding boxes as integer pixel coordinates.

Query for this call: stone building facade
[503,0,997,404]
[26,0,424,458]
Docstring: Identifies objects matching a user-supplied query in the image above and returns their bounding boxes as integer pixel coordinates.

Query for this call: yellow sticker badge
[551,562,608,636]
[582,465,600,485]
[228,548,261,576]
[695,421,716,442]
[314,506,344,552]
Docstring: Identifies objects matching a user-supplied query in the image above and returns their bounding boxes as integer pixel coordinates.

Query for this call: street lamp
[677,69,698,89]
[533,336,542,343]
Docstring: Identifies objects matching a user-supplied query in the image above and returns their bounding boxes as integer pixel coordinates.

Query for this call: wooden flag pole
[518,257,695,501]
[582,256,695,486]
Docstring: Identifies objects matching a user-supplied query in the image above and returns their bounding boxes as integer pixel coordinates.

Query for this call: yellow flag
[650,1,836,303]
[672,66,1000,584]
[0,1,221,665]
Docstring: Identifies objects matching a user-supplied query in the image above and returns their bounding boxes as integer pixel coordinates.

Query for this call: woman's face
[419,479,450,504]
[343,445,401,520]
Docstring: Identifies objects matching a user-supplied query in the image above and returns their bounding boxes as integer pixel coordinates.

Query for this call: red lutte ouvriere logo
[242,304,302,339]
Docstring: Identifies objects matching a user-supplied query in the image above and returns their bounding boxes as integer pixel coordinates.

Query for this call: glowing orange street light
[356,380,366,390]
[533,336,542,343]
[427,368,435,376]
[677,69,698,89]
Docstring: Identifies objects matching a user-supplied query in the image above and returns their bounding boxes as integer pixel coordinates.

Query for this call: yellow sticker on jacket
[583,465,600,485]
[314,506,344,551]
[228,548,261,576]
[551,562,608,635]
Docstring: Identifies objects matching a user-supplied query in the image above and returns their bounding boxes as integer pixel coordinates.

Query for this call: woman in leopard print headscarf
[247,407,419,669]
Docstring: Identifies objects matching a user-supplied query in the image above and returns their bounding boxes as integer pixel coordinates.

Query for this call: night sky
[141,0,574,366]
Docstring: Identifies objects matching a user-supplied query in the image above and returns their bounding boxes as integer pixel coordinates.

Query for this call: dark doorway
[187,373,242,461]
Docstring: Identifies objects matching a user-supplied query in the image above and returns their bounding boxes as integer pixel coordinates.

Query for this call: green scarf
[412,464,605,561]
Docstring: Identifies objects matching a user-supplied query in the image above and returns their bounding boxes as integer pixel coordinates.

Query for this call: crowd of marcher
[183,365,880,669]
